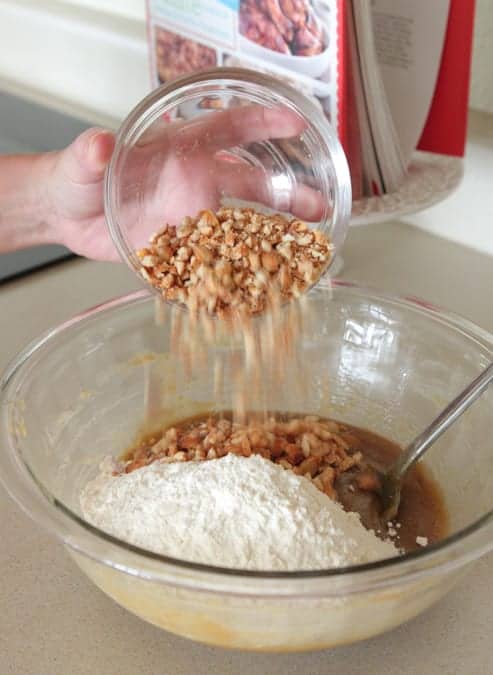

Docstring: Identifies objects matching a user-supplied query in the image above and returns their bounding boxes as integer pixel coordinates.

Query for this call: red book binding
[418,0,476,157]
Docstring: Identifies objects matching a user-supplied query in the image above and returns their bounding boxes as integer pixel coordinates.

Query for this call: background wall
[0,0,148,127]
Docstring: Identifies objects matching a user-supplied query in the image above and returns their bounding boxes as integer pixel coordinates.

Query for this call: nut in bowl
[136,207,333,316]
[1,284,493,651]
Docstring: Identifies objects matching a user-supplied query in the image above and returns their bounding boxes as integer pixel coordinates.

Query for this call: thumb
[60,127,115,185]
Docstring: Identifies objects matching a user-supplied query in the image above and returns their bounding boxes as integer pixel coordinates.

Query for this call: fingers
[290,183,325,221]
[171,105,307,154]
[87,129,115,172]
[216,160,325,222]
[209,105,307,147]
[63,128,115,185]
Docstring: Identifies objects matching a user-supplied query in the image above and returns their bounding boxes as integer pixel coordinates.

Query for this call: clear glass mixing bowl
[1,283,492,651]
[104,67,351,287]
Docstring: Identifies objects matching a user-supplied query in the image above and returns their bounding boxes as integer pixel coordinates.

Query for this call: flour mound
[80,454,398,570]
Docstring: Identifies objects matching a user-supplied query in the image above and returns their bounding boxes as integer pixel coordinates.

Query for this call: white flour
[80,454,398,570]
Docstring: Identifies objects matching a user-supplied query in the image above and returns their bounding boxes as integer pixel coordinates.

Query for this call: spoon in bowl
[379,361,493,523]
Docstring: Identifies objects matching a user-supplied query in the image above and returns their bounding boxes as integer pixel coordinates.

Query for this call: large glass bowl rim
[1,282,492,597]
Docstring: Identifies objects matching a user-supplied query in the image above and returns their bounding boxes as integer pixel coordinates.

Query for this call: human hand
[46,105,323,261]
[44,127,116,260]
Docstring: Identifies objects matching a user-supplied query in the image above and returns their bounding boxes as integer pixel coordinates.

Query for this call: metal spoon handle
[392,362,493,481]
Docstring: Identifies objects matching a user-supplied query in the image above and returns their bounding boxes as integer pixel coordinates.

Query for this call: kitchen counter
[1,222,492,675]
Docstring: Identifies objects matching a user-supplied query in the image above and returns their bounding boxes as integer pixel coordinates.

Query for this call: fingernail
[88,131,107,170]
[88,131,102,155]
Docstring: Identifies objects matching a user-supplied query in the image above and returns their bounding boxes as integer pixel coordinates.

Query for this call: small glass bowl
[104,67,351,289]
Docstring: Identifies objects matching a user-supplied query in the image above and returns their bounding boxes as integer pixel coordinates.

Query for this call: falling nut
[261,251,281,272]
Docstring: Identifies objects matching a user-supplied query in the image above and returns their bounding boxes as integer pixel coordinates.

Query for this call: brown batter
[122,412,448,554]
[334,424,447,552]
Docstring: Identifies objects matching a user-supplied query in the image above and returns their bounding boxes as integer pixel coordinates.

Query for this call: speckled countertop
[1,222,493,675]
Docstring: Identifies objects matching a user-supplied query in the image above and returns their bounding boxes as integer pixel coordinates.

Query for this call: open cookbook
[146,0,475,199]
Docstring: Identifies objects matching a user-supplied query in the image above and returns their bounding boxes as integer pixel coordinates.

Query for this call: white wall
[60,0,145,23]
[0,0,149,127]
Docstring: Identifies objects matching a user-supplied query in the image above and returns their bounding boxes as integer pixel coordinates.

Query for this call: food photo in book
[146,0,475,201]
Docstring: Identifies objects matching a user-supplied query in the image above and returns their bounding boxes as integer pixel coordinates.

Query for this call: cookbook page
[346,0,382,196]
[147,0,342,135]
[352,0,406,193]
[371,0,450,167]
